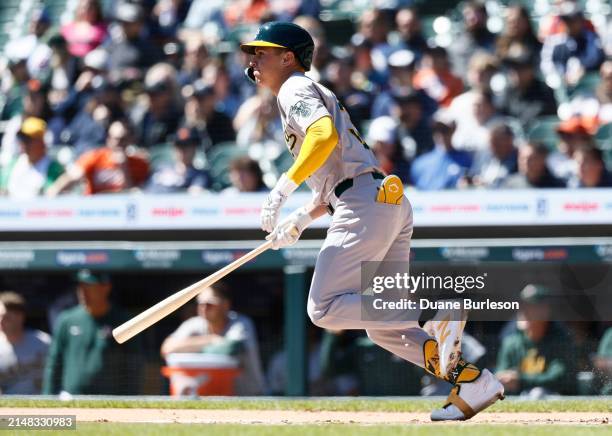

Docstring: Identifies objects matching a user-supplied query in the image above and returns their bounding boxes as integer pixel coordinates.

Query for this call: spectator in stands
[160,283,266,395]
[0,52,31,121]
[63,78,123,156]
[503,142,565,189]
[146,126,209,194]
[392,89,434,158]
[413,46,464,108]
[223,156,267,194]
[466,122,518,188]
[410,109,472,190]
[1,80,50,167]
[47,119,149,196]
[321,48,373,129]
[43,270,141,395]
[151,0,191,39]
[3,7,53,81]
[448,53,498,129]
[233,88,284,156]
[594,326,612,394]
[355,9,393,76]
[564,60,612,125]
[61,0,108,58]
[182,80,235,152]
[177,39,210,86]
[131,64,182,149]
[449,1,497,78]
[223,0,269,29]
[538,0,597,41]
[106,2,162,72]
[548,117,595,181]
[569,145,612,188]
[46,35,79,112]
[0,117,64,199]
[0,292,50,394]
[453,90,503,152]
[496,284,577,396]
[498,51,557,127]
[495,5,541,65]
[366,116,410,183]
[393,7,428,61]
[540,2,605,87]
[202,62,241,119]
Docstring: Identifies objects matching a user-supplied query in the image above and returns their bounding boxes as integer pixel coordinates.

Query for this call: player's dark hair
[210,281,232,303]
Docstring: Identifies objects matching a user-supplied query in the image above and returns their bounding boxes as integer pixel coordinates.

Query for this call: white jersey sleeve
[277,73,381,206]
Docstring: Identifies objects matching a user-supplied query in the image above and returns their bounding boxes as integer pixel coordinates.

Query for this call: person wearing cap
[410,109,472,190]
[160,283,266,395]
[371,49,437,120]
[47,118,149,195]
[241,21,505,421]
[0,292,51,394]
[181,79,235,151]
[233,87,284,151]
[0,47,32,121]
[496,284,577,396]
[366,116,409,183]
[497,51,557,127]
[0,117,64,199]
[413,46,464,108]
[448,1,497,79]
[146,126,209,194]
[43,270,141,395]
[106,1,162,71]
[452,89,504,153]
[547,116,596,181]
[540,1,604,86]
[60,0,108,58]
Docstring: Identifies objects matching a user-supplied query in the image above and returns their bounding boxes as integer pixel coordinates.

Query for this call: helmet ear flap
[244,67,257,84]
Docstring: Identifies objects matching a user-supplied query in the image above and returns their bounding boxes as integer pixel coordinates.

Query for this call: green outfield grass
[0,397,610,413]
[38,423,612,436]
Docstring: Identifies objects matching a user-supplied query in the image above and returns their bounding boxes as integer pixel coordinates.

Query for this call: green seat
[149,143,176,170]
[596,123,612,148]
[527,116,561,150]
[569,72,601,97]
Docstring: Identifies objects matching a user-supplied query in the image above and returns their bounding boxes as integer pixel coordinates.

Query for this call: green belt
[334,171,385,198]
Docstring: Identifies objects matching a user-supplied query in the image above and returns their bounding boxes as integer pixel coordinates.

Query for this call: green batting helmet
[241,21,315,71]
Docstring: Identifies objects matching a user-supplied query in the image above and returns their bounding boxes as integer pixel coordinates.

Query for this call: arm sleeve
[286,116,338,185]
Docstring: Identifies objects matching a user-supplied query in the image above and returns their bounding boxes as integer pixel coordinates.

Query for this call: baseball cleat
[430,369,505,421]
[424,303,468,378]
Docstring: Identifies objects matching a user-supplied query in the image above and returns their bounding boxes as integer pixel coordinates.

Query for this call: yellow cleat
[376,174,404,205]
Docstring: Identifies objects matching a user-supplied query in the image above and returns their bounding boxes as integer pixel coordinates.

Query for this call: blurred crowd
[1,281,611,397]
[0,0,611,198]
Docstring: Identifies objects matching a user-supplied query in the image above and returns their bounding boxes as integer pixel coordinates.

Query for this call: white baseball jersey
[277,73,381,205]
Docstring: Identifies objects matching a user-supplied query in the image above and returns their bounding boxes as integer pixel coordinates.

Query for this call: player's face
[250,47,284,88]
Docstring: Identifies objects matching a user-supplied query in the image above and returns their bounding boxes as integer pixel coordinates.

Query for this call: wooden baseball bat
[113,240,274,344]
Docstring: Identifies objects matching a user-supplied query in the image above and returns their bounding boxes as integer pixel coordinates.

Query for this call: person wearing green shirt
[0,117,64,198]
[595,327,612,395]
[43,270,141,395]
[496,284,577,395]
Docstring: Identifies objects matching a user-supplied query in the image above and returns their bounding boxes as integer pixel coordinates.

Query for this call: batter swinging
[241,21,503,420]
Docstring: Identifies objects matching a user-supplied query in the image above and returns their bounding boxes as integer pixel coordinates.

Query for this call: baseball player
[241,22,503,420]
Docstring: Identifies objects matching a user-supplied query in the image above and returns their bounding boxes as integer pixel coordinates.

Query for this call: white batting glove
[266,207,313,250]
[261,173,298,233]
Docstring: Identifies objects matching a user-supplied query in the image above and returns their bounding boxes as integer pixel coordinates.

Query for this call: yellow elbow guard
[287,116,338,185]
